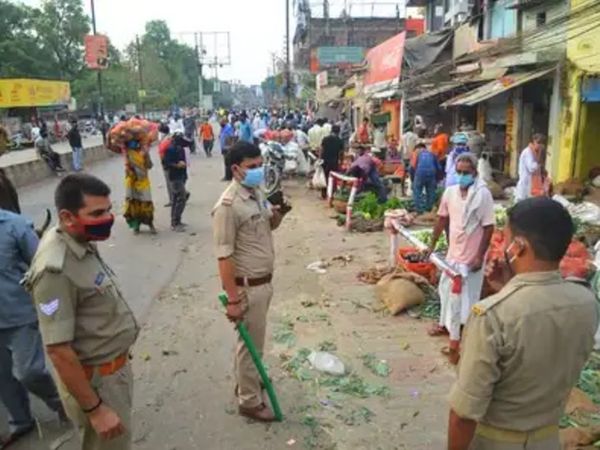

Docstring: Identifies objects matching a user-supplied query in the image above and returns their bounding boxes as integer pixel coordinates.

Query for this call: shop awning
[405,82,463,102]
[441,67,556,107]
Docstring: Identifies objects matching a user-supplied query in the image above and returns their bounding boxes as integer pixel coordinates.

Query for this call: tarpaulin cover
[403,28,454,74]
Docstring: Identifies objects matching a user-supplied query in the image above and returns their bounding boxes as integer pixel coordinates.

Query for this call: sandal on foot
[428,325,449,337]
[238,403,275,422]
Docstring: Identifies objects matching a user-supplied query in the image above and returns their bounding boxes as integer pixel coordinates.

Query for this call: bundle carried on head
[108,118,158,153]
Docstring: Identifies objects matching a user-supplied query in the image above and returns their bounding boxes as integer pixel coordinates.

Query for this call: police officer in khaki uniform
[212,141,282,422]
[25,174,139,450]
[447,198,598,450]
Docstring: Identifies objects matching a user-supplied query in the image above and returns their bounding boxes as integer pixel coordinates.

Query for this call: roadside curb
[4,145,117,188]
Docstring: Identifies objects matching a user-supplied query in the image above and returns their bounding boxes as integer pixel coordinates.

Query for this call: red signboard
[84,35,109,70]
[405,18,425,36]
[364,31,406,92]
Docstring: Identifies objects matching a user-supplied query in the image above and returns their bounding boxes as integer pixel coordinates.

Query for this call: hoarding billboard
[85,35,109,70]
[0,79,71,108]
[316,47,365,67]
[364,32,406,93]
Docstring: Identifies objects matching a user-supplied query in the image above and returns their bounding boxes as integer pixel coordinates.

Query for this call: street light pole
[285,0,292,110]
[136,35,145,116]
[195,33,204,113]
[90,0,103,118]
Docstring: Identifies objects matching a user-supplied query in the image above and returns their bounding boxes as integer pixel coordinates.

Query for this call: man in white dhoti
[514,134,545,202]
[427,153,495,365]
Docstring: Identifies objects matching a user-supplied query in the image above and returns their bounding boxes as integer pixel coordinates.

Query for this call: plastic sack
[308,351,345,375]
[478,157,493,183]
[312,162,327,189]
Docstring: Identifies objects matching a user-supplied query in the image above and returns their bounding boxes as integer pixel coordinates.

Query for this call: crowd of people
[0,104,597,450]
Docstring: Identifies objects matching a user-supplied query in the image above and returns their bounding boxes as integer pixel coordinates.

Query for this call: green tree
[0,1,54,78]
[34,0,90,79]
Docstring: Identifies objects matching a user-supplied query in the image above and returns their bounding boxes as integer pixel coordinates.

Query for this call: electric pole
[285,0,292,110]
[194,33,204,113]
[136,35,145,116]
[90,0,103,118]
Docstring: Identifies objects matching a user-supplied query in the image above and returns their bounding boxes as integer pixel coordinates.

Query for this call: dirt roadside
[131,180,454,450]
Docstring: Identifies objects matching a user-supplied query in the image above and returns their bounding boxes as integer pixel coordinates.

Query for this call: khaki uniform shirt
[449,271,598,431]
[24,227,139,366]
[212,181,274,278]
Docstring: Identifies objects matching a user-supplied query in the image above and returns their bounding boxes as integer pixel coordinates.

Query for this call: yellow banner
[0,79,71,108]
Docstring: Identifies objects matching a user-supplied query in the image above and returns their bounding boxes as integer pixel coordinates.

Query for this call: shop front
[440,67,557,177]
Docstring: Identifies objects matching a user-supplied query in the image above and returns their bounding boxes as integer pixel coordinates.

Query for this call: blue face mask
[456,173,475,188]
[241,167,264,188]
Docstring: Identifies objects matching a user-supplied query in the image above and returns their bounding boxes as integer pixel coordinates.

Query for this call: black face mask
[70,214,115,241]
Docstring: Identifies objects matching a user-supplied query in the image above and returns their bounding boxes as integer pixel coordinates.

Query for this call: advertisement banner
[85,35,109,70]
[316,47,365,67]
[0,79,71,108]
[364,32,406,93]
[316,71,328,90]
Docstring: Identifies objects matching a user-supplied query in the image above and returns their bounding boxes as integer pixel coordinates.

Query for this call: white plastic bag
[308,351,345,375]
[477,157,493,183]
[312,161,327,189]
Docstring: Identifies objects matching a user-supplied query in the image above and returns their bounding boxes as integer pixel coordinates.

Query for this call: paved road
[0,136,104,168]
[0,145,225,448]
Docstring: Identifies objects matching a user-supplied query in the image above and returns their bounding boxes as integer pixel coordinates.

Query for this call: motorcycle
[260,141,285,197]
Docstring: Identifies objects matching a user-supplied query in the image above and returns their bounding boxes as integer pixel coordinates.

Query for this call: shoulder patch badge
[471,304,485,316]
[39,299,60,316]
[94,272,105,286]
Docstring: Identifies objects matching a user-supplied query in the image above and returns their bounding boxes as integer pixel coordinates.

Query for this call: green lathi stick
[218,293,283,421]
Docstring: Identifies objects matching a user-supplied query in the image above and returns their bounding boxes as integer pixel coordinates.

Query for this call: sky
[17,0,287,86]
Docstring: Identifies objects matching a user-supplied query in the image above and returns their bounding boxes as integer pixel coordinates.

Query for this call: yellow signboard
[0,79,71,108]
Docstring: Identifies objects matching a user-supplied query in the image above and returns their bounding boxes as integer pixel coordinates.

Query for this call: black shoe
[164,203,172,207]
[185,192,191,201]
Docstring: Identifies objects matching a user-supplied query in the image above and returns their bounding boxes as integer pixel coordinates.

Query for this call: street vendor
[427,153,494,364]
[445,133,470,187]
[515,134,545,203]
[347,147,387,203]
[447,197,598,450]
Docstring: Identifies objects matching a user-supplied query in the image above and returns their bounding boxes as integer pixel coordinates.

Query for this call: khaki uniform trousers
[58,362,133,450]
[470,425,560,450]
[235,283,273,408]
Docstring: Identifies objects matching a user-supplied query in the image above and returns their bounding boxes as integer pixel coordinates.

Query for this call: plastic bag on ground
[308,351,345,375]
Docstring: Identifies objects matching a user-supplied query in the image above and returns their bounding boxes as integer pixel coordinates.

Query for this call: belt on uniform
[475,423,558,444]
[235,274,272,287]
[82,353,128,380]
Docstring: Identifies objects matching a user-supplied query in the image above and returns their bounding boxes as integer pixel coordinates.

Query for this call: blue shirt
[0,209,39,328]
[415,149,440,179]
[220,123,235,152]
[239,121,253,143]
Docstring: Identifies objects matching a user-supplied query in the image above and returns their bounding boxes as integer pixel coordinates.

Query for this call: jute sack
[375,272,425,315]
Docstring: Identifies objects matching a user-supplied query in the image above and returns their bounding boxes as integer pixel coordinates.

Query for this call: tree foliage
[0,4,203,113]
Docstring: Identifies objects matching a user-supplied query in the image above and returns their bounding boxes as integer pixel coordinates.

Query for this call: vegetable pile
[410,229,448,253]
[353,193,405,220]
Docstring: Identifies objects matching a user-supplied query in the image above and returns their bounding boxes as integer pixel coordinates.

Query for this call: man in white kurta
[515,134,545,202]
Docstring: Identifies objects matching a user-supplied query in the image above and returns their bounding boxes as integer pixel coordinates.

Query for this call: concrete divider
[3,143,117,188]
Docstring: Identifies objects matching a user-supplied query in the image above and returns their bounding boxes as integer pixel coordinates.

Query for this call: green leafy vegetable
[361,353,391,377]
